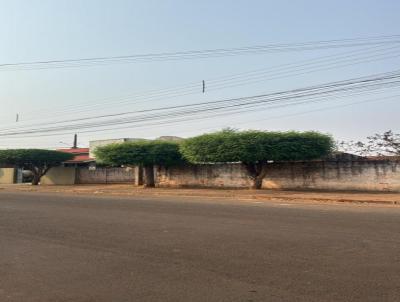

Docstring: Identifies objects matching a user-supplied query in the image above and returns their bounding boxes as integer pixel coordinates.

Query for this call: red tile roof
[57,148,89,154]
[57,148,94,163]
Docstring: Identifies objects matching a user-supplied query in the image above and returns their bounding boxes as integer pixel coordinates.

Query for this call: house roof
[65,155,95,163]
[57,148,95,163]
[57,148,90,154]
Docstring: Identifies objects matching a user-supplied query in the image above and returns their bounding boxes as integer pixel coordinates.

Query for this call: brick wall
[156,164,251,188]
[76,167,136,184]
[155,160,400,192]
[38,159,400,192]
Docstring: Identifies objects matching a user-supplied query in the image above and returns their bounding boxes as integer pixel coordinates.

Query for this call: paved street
[0,192,399,302]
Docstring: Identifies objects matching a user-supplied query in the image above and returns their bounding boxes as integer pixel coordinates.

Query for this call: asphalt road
[0,192,399,302]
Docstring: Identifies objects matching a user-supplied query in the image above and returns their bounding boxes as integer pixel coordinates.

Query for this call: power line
[4,73,400,135]
[1,35,400,71]
[4,88,399,140]
[1,70,399,138]
[1,43,399,128]
[177,94,400,136]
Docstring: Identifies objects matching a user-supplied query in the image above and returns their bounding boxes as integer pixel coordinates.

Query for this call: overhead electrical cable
[2,71,391,134]
[3,88,399,140]
[1,43,399,129]
[4,69,400,130]
[175,93,400,136]
[0,70,399,138]
[1,35,400,71]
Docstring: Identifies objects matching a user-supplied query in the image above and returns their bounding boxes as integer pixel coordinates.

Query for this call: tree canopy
[0,149,74,185]
[180,129,334,189]
[180,129,334,163]
[94,140,183,167]
[94,140,184,187]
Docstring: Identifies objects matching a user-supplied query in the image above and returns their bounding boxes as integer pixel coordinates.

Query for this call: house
[57,148,95,167]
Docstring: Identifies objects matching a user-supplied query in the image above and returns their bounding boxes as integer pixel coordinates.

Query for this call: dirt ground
[1,184,399,205]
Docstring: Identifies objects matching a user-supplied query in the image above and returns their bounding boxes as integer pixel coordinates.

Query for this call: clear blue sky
[0,0,399,148]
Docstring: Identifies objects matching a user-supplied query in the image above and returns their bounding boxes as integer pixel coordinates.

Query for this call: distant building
[323,152,365,161]
[157,136,184,142]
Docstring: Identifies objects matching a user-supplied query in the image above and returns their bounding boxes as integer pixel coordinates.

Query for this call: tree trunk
[244,162,267,190]
[252,175,264,190]
[143,165,155,188]
[29,166,50,186]
[31,172,41,186]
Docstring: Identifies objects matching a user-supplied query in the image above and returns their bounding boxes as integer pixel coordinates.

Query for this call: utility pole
[73,134,78,149]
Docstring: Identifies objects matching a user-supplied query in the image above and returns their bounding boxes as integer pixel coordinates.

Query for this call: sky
[0,0,399,149]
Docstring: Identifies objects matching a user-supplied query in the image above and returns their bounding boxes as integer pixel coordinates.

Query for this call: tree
[94,140,184,187]
[340,130,400,156]
[180,129,334,189]
[0,149,74,185]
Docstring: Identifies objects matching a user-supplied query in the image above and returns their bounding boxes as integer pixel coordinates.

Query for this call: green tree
[180,129,334,189]
[0,149,74,185]
[94,140,184,187]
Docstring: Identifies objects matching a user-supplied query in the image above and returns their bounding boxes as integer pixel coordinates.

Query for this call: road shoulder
[1,184,399,207]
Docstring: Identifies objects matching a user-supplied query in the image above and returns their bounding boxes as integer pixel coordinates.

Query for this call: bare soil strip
[1,184,399,205]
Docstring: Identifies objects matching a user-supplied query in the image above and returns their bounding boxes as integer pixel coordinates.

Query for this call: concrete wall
[76,167,136,184]
[41,167,76,185]
[0,168,16,184]
[36,159,400,192]
[261,160,400,192]
[156,164,252,188]
[156,160,400,192]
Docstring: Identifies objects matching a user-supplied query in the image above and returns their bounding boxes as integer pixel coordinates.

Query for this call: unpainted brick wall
[76,167,136,184]
[156,164,252,188]
[155,160,400,192]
